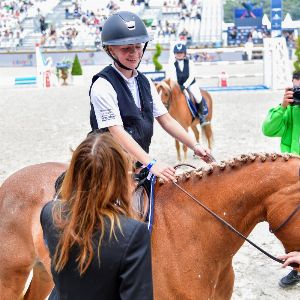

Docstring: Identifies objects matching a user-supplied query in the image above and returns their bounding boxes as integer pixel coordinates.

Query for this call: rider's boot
[195,100,208,126]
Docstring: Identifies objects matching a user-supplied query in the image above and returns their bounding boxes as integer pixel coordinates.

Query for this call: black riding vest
[174,59,195,87]
[89,66,154,153]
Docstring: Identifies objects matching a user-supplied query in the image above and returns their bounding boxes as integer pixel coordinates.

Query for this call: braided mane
[158,152,299,185]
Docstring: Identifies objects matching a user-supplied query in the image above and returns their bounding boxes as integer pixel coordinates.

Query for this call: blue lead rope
[147,175,156,232]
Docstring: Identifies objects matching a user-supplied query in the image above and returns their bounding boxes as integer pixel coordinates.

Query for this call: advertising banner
[271,0,282,37]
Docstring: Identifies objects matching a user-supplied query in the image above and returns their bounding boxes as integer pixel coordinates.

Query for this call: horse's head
[155,80,172,109]
[258,154,300,252]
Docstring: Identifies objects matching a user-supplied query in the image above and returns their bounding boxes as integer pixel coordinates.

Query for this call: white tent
[262,14,271,29]
[282,13,293,29]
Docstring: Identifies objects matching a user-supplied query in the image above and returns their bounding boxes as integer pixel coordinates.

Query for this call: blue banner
[271,0,282,36]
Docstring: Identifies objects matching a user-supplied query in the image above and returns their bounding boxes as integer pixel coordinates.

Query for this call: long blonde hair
[52,133,135,275]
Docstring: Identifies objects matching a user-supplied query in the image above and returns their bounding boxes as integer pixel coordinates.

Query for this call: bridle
[172,164,300,268]
[269,203,300,233]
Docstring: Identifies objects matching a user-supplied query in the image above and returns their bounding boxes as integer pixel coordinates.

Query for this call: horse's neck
[152,156,300,299]
[153,157,299,253]
[169,83,190,113]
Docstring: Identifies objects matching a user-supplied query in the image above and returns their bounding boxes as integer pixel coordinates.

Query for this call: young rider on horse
[167,43,208,125]
[89,11,212,183]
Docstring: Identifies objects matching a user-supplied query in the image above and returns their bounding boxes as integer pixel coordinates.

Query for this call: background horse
[0,153,300,299]
[156,78,213,161]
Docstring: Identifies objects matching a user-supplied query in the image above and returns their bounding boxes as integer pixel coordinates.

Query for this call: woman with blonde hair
[40,133,153,300]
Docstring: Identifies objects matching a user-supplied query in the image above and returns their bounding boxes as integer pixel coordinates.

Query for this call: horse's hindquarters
[0,162,66,300]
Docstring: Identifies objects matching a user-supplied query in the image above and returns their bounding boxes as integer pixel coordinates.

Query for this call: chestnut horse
[156,78,213,161]
[0,153,300,299]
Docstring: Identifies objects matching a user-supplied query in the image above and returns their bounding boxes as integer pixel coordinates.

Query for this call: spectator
[40,133,153,300]
[40,15,47,33]
[262,71,300,287]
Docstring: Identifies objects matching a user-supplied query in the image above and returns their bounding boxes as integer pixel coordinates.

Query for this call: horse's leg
[24,261,53,300]
[191,124,200,143]
[0,222,36,300]
[175,139,181,161]
[183,144,188,161]
[200,89,213,149]
[214,263,235,300]
[24,216,54,300]
[203,123,213,150]
[0,267,32,300]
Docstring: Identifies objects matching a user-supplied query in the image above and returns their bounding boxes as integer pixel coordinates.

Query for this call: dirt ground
[0,65,299,299]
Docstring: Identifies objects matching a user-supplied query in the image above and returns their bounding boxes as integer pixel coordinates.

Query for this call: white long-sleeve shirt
[166,58,202,103]
[167,58,197,89]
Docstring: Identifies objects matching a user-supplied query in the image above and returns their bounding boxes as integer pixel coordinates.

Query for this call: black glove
[180,85,185,92]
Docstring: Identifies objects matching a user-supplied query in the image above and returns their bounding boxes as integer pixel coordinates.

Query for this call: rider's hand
[180,85,185,92]
[150,161,176,182]
[193,143,213,163]
[282,87,294,108]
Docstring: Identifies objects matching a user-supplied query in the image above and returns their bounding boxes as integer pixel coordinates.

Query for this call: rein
[269,204,300,233]
[172,164,299,269]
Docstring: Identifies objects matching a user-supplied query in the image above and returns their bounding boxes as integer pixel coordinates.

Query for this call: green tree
[71,54,83,76]
[283,0,300,21]
[223,0,240,23]
[294,37,300,72]
[152,43,163,71]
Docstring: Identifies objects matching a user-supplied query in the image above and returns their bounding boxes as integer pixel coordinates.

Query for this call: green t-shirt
[262,104,300,155]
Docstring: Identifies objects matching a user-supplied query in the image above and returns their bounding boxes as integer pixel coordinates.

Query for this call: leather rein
[269,204,300,233]
[173,163,300,268]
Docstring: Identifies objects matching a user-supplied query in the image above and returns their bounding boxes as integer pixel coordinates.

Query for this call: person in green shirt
[262,71,300,288]
[262,71,300,155]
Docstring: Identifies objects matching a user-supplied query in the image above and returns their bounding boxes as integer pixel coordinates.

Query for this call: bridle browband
[172,164,300,269]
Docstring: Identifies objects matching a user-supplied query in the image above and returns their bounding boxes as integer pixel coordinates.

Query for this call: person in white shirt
[167,43,208,124]
[89,11,212,183]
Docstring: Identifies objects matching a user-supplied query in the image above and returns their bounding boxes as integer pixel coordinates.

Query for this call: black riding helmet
[173,43,187,54]
[102,11,151,71]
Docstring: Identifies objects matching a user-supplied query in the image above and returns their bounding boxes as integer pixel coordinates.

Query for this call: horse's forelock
[158,81,171,93]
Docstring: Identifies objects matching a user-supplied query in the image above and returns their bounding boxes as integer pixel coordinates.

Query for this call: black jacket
[40,201,153,300]
[89,66,154,153]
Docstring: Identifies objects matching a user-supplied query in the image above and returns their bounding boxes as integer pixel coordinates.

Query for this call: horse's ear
[165,78,171,86]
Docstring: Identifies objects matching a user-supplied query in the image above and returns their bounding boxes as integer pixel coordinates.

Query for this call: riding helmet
[101,11,151,46]
[173,43,187,54]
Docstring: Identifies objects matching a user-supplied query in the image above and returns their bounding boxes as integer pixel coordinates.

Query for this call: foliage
[152,43,163,71]
[223,0,300,23]
[56,58,72,83]
[56,58,72,74]
[282,0,300,21]
[294,37,300,72]
[71,54,83,76]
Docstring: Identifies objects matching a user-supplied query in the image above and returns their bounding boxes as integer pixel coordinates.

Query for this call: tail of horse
[200,89,214,149]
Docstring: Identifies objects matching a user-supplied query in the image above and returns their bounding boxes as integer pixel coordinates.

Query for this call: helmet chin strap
[105,42,148,71]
